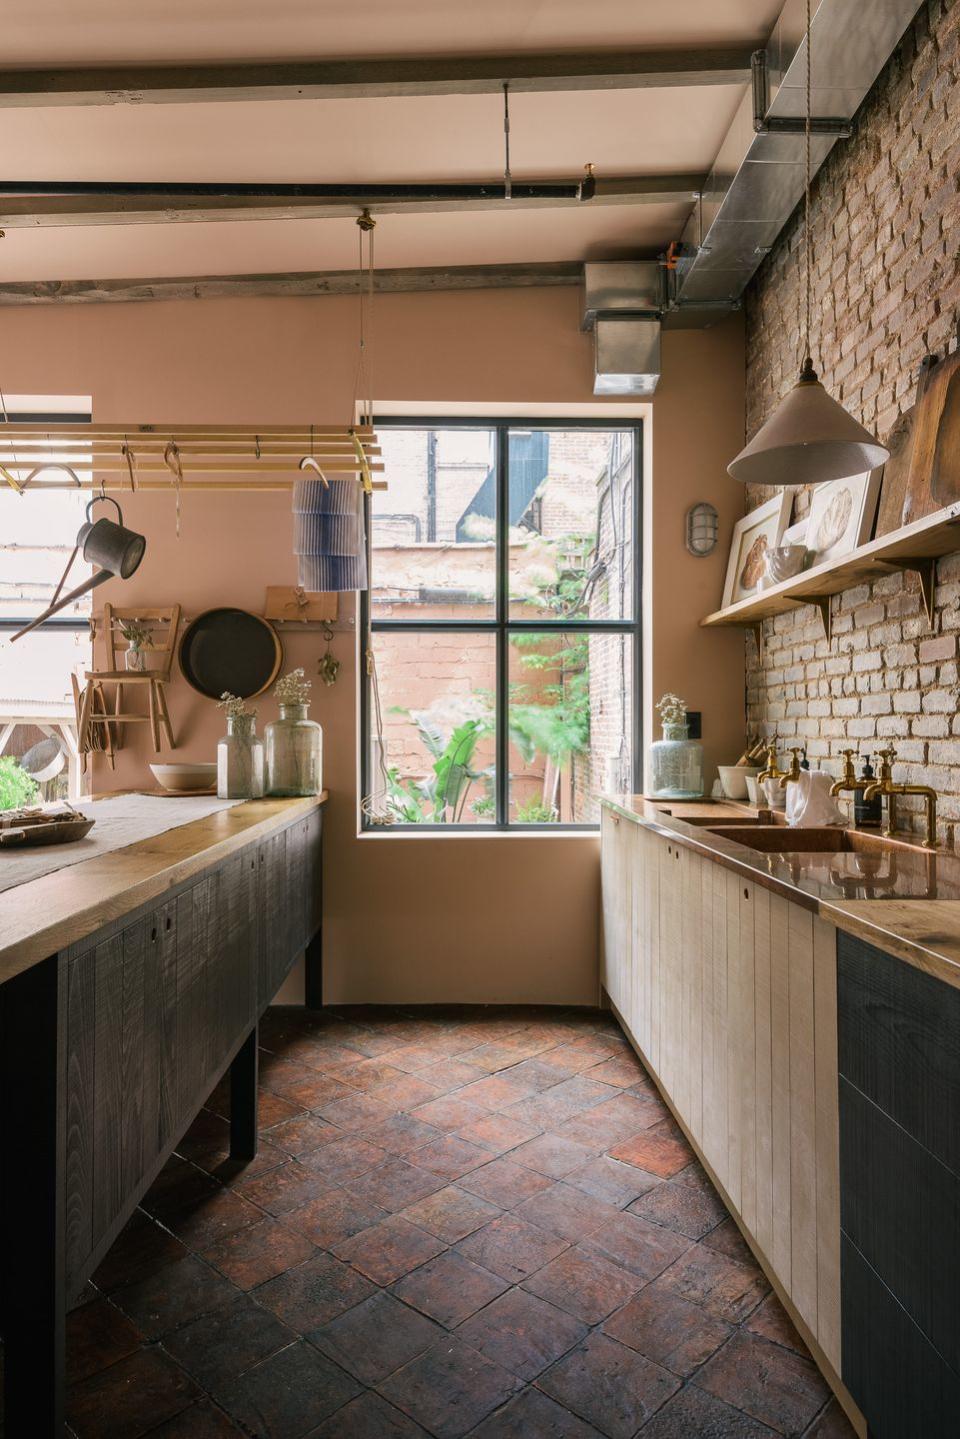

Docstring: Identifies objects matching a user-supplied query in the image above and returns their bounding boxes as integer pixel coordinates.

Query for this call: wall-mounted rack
[701,502,960,661]
[0,421,386,491]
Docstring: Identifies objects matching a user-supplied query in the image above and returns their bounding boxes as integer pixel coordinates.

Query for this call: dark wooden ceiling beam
[0,261,605,305]
[0,174,705,228]
[0,49,754,106]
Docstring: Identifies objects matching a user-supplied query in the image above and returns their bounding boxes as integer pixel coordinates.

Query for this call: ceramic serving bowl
[150,762,218,793]
[763,544,808,584]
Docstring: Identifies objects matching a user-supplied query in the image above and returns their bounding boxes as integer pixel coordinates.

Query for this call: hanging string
[802,0,813,375]
[503,83,512,200]
[351,209,376,430]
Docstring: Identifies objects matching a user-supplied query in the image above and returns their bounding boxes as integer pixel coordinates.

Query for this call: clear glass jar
[124,645,146,672]
[217,716,264,799]
[648,722,704,800]
[265,703,322,797]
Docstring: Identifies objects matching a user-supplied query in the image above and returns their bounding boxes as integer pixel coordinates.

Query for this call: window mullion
[495,424,509,828]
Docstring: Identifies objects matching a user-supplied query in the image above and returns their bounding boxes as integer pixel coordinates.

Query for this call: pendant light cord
[803,0,814,377]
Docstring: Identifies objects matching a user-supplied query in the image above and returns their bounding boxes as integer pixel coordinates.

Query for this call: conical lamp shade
[728,365,889,486]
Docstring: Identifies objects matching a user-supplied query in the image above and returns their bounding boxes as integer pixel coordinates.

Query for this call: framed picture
[721,491,793,607]
[805,471,881,565]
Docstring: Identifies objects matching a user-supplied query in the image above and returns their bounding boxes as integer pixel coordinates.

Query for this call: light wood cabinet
[600,812,842,1377]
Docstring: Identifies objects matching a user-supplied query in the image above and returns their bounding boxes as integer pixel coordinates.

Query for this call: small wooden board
[904,350,960,525]
[264,587,338,623]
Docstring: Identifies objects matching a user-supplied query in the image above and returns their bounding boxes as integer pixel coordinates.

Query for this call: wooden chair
[76,603,181,760]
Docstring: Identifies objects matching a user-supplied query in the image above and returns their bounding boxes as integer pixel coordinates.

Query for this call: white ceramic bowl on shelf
[150,762,217,793]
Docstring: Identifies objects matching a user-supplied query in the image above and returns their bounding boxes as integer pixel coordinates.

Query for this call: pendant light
[728,0,888,486]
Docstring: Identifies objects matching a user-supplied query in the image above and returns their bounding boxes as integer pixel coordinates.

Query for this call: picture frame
[804,470,882,566]
[721,491,793,607]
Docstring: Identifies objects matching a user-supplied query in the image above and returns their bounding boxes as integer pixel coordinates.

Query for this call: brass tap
[757,742,787,785]
[758,742,802,787]
[862,746,939,848]
[830,748,860,799]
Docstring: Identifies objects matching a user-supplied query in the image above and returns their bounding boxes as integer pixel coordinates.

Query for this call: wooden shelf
[701,502,960,651]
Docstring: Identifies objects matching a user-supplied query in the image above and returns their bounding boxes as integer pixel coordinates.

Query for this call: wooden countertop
[602,794,960,991]
[0,794,326,986]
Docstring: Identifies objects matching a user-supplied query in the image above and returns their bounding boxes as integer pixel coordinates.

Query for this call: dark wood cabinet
[0,802,323,1437]
[838,931,960,1438]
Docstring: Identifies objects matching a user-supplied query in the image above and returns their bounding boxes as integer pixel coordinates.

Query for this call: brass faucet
[830,749,860,800]
[757,742,803,786]
[862,746,939,848]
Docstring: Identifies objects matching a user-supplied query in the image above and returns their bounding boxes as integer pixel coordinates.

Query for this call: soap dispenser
[855,755,882,827]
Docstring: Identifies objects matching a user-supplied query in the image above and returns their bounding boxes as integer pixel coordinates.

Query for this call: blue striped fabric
[292,478,368,592]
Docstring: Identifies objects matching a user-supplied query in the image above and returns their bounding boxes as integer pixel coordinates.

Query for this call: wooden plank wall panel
[702,851,716,1168]
[725,868,742,1212]
[683,850,703,1142]
[176,886,202,1126]
[120,919,148,1201]
[753,884,775,1262]
[813,917,841,1372]
[600,809,618,1003]
[770,892,792,1292]
[739,880,758,1237]
[92,935,124,1242]
[155,901,179,1154]
[788,904,818,1335]
[648,832,661,1072]
[64,948,95,1293]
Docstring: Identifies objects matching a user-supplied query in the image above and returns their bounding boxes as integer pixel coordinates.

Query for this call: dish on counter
[150,762,218,793]
[0,807,95,848]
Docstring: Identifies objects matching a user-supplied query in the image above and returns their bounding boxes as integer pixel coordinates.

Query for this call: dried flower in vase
[274,667,312,707]
[655,693,688,730]
[218,691,257,737]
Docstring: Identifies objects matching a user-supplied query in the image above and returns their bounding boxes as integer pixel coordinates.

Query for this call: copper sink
[703,825,926,855]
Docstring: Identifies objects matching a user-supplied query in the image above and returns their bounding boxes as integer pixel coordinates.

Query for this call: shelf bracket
[807,595,833,644]
[749,621,765,664]
[877,556,937,627]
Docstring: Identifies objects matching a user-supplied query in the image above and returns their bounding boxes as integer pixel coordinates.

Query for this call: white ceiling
[0,1,786,283]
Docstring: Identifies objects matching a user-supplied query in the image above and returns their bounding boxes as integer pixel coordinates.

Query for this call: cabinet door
[656,837,683,1096]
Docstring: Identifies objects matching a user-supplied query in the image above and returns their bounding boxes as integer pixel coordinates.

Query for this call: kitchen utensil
[903,349,960,524]
[0,809,95,847]
[150,762,218,793]
[178,608,283,700]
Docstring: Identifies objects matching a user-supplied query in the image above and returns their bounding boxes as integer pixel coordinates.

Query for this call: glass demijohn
[265,703,323,797]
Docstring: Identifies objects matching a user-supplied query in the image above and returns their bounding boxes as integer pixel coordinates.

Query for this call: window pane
[366,629,496,824]
[0,485,93,621]
[0,626,89,803]
[371,427,497,620]
[508,629,632,824]
[508,428,634,620]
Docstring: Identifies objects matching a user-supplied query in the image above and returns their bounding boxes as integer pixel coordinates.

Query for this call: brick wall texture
[744,0,960,843]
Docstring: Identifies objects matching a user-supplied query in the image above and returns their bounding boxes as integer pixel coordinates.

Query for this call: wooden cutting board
[903,348,960,524]
[875,406,917,536]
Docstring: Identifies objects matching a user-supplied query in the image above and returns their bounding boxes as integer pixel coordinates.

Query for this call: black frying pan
[179,607,283,700]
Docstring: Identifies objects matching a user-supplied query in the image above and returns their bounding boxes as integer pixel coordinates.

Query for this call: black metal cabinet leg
[304,928,322,1011]
[229,1024,259,1161]
[0,953,66,1437]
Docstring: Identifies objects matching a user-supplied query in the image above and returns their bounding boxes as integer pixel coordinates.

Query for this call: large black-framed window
[360,417,642,831]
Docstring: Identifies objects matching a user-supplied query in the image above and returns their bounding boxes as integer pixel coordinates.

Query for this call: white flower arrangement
[655,692,688,729]
[274,667,312,706]
[218,692,256,736]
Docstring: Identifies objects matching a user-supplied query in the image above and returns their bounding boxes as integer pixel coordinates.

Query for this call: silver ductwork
[674,0,924,306]
[583,262,663,395]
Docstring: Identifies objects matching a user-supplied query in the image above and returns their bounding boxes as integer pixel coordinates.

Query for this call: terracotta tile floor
[58,1005,857,1438]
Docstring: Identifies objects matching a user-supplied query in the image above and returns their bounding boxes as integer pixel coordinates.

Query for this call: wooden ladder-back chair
[76,603,181,761]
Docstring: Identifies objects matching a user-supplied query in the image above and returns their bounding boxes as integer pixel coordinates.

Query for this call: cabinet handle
[166,915,172,931]
[150,926,158,942]
[743,887,750,900]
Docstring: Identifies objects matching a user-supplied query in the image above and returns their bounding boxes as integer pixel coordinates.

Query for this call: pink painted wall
[1,288,745,1003]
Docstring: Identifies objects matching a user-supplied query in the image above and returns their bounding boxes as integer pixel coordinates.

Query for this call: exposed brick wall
[744,0,960,844]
